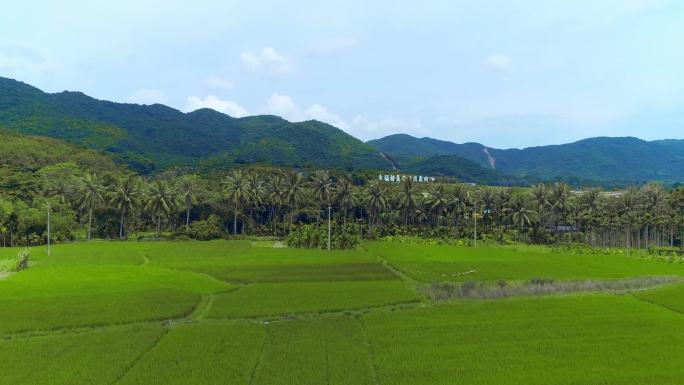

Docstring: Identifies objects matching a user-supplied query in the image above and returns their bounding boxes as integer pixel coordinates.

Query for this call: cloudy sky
[2,0,683,148]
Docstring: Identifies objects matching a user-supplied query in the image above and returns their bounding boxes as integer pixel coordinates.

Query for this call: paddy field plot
[1,240,684,384]
[364,242,684,283]
[361,294,684,385]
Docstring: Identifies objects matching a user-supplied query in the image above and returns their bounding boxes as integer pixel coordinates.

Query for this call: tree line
[0,163,683,250]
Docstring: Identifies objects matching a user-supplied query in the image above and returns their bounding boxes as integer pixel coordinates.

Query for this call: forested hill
[368,134,684,185]
[4,76,683,186]
[0,77,388,174]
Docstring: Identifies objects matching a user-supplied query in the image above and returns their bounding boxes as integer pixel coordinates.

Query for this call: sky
[1,0,684,149]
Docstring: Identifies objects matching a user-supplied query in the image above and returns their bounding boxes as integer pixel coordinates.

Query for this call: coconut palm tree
[427,185,450,227]
[619,186,639,250]
[145,180,176,232]
[76,173,105,241]
[284,171,306,229]
[477,187,497,231]
[399,178,417,225]
[334,177,356,225]
[449,184,470,232]
[578,188,602,246]
[532,183,552,229]
[505,193,539,240]
[45,178,75,206]
[641,182,665,248]
[550,182,573,240]
[364,180,388,234]
[245,171,265,232]
[177,174,202,231]
[311,170,333,224]
[110,176,141,239]
[267,173,287,235]
[224,170,249,235]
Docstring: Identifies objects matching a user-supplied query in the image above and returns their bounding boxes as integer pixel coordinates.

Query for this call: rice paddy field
[1,240,684,384]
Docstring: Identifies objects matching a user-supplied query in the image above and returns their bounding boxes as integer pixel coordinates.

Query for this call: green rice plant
[0,324,165,385]
[364,241,684,283]
[209,280,419,319]
[146,241,395,283]
[251,316,375,385]
[0,265,232,333]
[362,295,684,385]
[118,322,265,385]
[633,282,684,314]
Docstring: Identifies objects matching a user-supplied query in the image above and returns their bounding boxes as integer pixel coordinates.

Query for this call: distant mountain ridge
[2,76,683,186]
[368,134,684,185]
[0,77,388,173]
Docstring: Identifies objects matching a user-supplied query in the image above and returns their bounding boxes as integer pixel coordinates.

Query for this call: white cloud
[204,77,233,90]
[125,88,167,105]
[265,93,303,120]
[485,54,512,69]
[304,104,349,130]
[264,94,349,130]
[185,95,248,117]
[241,47,293,75]
[309,37,358,54]
[349,116,425,141]
[262,93,424,141]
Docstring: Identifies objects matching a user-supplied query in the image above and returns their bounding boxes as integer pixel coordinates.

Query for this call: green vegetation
[1,78,684,384]
[362,295,684,385]
[364,242,684,283]
[0,325,166,385]
[2,240,684,384]
[5,76,684,185]
[634,282,684,314]
[0,77,386,173]
[117,323,265,385]
[209,280,418,319]
[369,133,684,186]
[251,316,375,385]
[2,147,682,254]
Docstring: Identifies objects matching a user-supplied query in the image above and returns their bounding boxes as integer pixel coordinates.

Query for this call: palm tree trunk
[119,212,125,239]
[234,201,238,235]
[186,204,191,231]
[272,206,277,235]
[87,207,93,241]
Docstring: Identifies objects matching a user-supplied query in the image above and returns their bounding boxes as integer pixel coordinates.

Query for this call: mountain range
[368,134,684,186]
[1,76,683,186]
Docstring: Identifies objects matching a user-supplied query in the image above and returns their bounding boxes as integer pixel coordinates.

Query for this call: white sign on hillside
[378,174,435,183]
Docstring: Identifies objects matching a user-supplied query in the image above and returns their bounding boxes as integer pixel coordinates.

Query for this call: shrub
[286,223,360,249]
[188,215,224,240]
[14,248,30,271]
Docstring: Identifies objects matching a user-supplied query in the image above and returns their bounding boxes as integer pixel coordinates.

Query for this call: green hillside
[404,155,525,185]
[0,128,121,198]
[369,134,684,185]
[368,134,489,166]
[0,77,387,173]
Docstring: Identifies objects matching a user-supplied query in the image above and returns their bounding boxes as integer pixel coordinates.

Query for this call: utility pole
[327,204,332,251]
[47,202,51,257]
[473,207,477,248]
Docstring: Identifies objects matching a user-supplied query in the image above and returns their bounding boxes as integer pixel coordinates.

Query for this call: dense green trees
[1,160,683,250]
[76,174,105,241]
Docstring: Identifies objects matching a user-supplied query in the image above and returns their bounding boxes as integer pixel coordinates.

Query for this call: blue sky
[1,0,683,148]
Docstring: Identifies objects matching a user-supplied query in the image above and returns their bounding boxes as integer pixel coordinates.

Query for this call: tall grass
[424,276,681,300]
